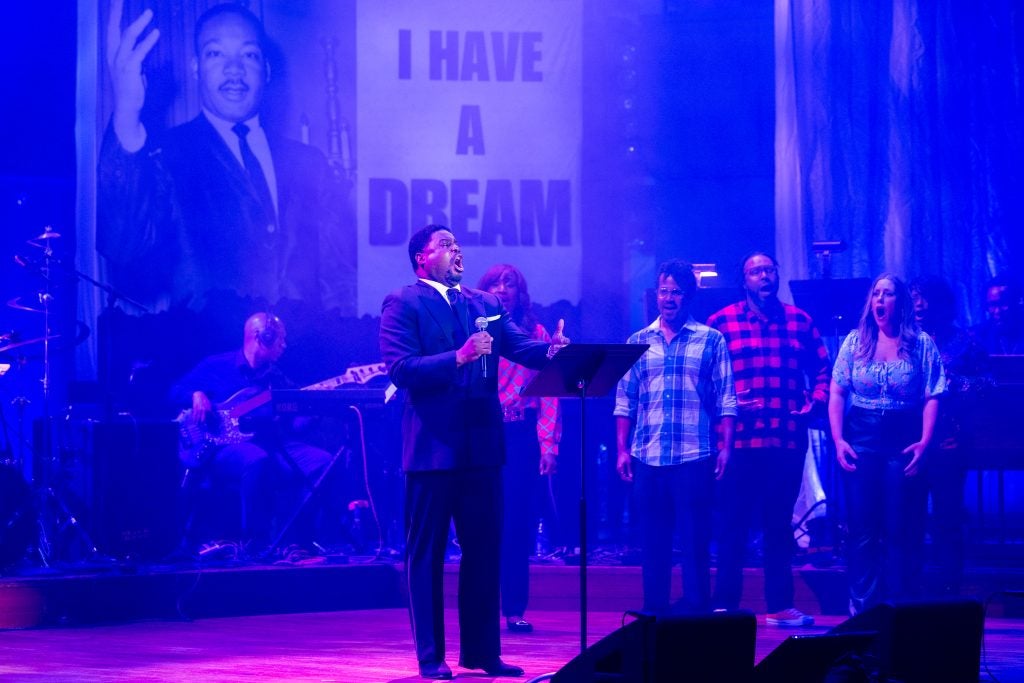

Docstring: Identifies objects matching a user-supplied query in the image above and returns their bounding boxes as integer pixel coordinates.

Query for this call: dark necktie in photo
[232,122,278,234]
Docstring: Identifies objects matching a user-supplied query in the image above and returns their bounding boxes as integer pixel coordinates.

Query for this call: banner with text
[356,1,582,314]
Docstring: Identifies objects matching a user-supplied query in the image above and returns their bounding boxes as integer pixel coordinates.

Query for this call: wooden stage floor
[2,561,1024,681]
[1,607,1023,682]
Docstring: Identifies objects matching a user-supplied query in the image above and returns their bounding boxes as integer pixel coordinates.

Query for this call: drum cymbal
[0,334,59,354]
[7,297,44,314]
[26,228,60,250]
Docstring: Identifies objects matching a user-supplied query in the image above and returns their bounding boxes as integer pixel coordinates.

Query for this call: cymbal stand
[30,234,99,567]
[0,397,17,467]
[3,396,34,474]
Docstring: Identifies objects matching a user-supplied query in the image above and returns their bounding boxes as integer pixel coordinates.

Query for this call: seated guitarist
[170,312,332,562]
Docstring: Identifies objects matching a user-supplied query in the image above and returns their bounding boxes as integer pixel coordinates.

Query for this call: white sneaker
[766,608,815,627]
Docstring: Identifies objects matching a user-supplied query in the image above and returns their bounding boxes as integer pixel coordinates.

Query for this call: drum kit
[1,226,98,571]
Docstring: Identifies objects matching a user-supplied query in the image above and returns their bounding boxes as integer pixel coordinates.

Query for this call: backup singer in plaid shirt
[615,260,737,615]
[708,252,830,627]
[478,264,563,635]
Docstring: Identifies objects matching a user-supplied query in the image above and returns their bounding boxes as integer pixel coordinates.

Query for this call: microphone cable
[347,404,386,563]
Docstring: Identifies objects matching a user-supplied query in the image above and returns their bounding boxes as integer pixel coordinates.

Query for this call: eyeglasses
[656,288,686,299]
[745,265,778,278]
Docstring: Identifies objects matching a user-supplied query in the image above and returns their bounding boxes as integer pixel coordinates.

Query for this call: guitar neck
[227,390,272,418]
[219,365,386,420]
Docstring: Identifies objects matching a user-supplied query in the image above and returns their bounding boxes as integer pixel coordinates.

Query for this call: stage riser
[4,563,1019,630]
[0,564,403,629]
[444,565,841,615]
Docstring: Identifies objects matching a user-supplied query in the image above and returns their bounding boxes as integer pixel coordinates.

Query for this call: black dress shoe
[418,660,453,679]
[506,616,534,633]
[461,658,524,677]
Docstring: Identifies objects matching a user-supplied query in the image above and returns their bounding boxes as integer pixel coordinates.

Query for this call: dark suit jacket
[379,282,550,472]
[97,113,348,309]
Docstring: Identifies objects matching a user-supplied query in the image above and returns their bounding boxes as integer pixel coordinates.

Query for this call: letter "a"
[456,105,485,155]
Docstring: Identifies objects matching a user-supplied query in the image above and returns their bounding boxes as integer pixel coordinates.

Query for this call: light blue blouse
[832,330,947,410]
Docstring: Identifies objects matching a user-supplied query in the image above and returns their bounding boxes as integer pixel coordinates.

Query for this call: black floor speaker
[753,631,878,683]
[69,418,181,561]
[552,610,757,683]
[829,598,984,683]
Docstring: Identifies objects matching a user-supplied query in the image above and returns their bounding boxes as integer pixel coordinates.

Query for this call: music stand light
[811,240,846,279]
[691,263,719,288]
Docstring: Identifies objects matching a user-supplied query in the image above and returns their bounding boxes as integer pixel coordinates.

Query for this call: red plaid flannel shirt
[707,300,830,451]
[497,323,562,456]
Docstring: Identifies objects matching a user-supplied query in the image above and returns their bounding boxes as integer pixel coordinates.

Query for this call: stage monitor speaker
[830,598,984,683]
[753,631,878,683]
[552,610,756,683]
[72,418,181,561]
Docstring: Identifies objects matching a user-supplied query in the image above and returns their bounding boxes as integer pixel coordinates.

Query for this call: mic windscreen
[474,316,488,331]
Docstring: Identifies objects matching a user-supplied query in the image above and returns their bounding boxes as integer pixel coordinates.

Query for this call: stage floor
[3,560,1024,681]
[0,607,1022,682]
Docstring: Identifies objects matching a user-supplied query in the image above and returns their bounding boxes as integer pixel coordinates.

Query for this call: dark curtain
[776,0,1024,323]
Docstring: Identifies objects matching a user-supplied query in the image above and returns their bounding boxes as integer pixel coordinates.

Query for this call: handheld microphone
[475,316,489,378]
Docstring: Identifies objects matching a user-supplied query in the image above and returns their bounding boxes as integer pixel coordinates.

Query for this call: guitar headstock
[341,362,387,385]
[306,363,388,390]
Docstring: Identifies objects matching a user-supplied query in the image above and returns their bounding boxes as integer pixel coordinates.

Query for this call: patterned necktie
[231,122,277,234]
[446,288,468,345]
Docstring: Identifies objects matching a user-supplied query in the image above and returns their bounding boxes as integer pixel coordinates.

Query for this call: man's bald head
[243,312,286,366]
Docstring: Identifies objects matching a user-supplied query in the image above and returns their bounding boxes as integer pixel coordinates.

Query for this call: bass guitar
[176,362,386,467]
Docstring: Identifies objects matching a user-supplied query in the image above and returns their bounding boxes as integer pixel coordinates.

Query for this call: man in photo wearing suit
[98,1,345,310]
[379,224,569,679]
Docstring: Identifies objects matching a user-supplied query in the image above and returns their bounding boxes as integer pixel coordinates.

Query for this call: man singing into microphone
[379,225,569,680]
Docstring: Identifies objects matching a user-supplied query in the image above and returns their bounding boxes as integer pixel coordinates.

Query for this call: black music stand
[789,278,870,340]
[522,342,648,655]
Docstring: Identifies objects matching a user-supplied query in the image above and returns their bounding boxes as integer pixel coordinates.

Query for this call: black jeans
[714,447,805,613]
[500,413,541,618]
[843,406,927,615]
[634,458,714,614]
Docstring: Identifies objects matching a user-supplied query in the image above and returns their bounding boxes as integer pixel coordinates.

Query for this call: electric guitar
[176,362,386,468]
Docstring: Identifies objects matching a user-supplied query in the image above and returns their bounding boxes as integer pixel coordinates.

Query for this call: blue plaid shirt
[614,316,738,465]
